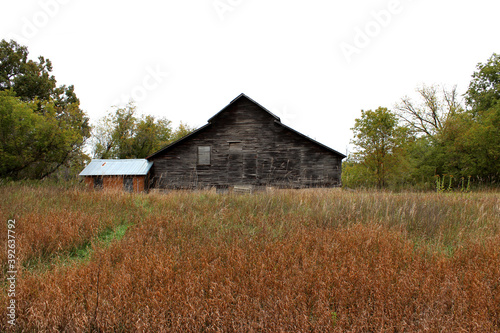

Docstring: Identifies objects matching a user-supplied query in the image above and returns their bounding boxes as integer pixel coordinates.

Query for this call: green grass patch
[21,221,133,273]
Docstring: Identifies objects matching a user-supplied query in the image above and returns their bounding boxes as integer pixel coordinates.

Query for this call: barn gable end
[147,93,345,190]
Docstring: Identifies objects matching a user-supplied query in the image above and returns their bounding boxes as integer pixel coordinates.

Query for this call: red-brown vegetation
[1,186,499,331]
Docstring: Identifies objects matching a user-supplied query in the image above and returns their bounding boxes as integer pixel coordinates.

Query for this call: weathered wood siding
[149,97,343,189]
[84,175,148,192]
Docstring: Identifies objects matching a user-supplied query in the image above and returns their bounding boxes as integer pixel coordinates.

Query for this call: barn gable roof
[208,93,281,123]
[274,120,346,158]
[79,159,153,176]
[147,93,346,159]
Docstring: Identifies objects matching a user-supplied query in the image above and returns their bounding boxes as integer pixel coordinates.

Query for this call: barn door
[227,142,257,183]
[243,153,257,180]
[227,153,243,181]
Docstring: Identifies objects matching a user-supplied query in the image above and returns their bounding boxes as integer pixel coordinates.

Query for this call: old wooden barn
[147,94,345,191]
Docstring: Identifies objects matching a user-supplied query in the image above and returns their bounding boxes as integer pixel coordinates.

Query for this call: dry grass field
[1,185,499,332]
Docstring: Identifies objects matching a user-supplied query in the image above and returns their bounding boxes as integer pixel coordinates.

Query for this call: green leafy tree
[0,39,80,108]
[341,158,375,188]
[419,54,500,184]
[92,103,193,159]
[348,107,412,188]
[170,122,196,142]
[92,103,140,159]
[394,85,470,185]
[0,91,87,179]
[466,53,500,113]
[459,53,500,183]
[132,115,173,158]
[393,55,500,186]
[0,40,55,101]
[0,40,90,179]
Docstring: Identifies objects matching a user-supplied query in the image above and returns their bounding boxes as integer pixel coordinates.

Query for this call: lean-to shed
[79,159,153,192]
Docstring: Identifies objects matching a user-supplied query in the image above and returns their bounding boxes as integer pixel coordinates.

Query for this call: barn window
[123,177,133,192]
[197,146,211,165]
[94,177,103,189]
[229,142,242,152]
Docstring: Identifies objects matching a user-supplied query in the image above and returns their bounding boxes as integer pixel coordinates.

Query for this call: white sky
[2,0,499,155]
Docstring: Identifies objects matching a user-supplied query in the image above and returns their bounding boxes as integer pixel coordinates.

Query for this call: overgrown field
[1,185,499,332]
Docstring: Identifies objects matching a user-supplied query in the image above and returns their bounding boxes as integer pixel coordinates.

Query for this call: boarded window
[197,146,211,165]
[94,177,103,189]
[229,142,242,152]
[124,178,133,192]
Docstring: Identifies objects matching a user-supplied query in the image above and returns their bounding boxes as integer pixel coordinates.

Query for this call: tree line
[343,53,500,189]
[1,39,498,188]
[0,39,194,180]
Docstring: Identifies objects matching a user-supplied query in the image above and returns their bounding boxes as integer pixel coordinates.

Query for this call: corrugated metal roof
[79,159,153,176]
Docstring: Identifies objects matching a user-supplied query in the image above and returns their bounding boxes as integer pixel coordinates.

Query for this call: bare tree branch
[395,84,464,139]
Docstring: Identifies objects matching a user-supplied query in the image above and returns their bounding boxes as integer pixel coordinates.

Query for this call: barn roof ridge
[208,93,281,123]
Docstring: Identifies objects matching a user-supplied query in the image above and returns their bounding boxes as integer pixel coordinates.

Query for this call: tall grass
[0,185,141,270]
[0,185,499,331]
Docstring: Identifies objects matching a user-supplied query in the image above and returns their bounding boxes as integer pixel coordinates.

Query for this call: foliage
[92,103,194,159]
[341,158,373,188]
[462,53,500,183]
[171,121,196,142]
[396,84,462,140]
[0,40,55,102]
[0,186,499,331]
[466,53,500,113]
[0,39,90,179]
[348,107,413,188]
[425,54,500,184]
[0,91,89,179]
[394,85,468,185]
[347,53,500,189]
